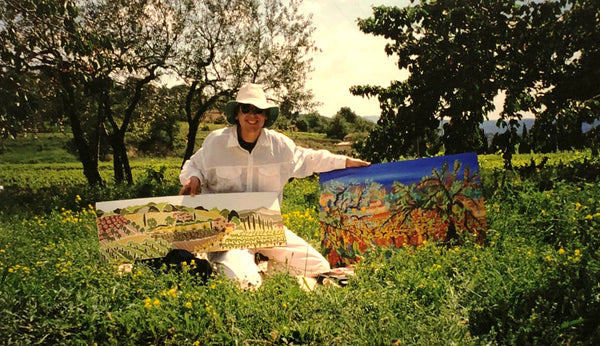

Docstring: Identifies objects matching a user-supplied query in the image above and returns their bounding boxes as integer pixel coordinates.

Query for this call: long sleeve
[179,152,206,186]
[289,145,347,179]
[178,126,349,203]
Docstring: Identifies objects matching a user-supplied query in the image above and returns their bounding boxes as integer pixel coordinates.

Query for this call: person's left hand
[345,157,371,168]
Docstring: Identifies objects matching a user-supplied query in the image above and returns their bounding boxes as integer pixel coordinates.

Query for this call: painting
[319,152,487,267]
[95,192,286,262]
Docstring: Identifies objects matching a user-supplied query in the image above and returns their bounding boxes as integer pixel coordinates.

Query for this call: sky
[299,0,411,118]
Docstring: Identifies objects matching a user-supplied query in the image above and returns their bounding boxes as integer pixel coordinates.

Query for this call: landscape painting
[96,192,285,262]
[319,152,487,267]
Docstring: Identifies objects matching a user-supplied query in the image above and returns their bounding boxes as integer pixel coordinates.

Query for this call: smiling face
[235,103,267,142]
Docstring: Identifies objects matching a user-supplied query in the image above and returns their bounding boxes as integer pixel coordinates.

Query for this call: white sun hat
[224,83,279,127]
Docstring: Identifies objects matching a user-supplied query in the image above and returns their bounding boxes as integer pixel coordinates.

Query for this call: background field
[0,131,599,344]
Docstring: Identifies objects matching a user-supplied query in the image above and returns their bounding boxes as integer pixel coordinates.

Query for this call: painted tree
[414,160,485,244]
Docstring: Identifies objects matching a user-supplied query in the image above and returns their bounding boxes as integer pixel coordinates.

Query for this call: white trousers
[207,227,330,288]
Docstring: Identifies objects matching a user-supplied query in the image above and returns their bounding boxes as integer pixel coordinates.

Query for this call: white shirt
[179,126,348,204]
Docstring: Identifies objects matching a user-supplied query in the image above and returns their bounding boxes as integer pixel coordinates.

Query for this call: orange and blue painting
[319,152,487,267]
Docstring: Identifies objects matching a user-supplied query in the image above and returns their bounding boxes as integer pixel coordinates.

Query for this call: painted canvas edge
[319,152,480,185]
[96,191,280,213]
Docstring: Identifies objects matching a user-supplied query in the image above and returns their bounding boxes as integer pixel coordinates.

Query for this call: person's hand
[179,176,201,196]
[345,157,371,168]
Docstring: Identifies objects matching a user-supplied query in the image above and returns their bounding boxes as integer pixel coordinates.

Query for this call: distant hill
[363,115,379,123]
[479,118,535,134]
[362,116,598,135]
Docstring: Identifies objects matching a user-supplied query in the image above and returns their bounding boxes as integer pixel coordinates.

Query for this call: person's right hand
[179,176,201,196]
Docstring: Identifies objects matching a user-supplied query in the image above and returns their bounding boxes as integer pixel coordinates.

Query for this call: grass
[0,122,345,166]
[0,131,599,344]
[0,132,78,163]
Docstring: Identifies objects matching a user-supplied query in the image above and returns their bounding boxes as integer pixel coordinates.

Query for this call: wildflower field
[1,151,599,344]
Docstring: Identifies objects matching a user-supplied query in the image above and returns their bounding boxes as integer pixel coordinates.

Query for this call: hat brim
[225,101,279,128]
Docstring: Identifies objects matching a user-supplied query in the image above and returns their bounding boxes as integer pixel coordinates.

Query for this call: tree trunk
[61,78,103,186]
[181,83,233,168]
[110,132,133,185]
[102,74,151,185]
[183,118,200,167]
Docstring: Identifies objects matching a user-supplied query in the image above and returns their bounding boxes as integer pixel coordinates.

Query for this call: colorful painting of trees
[319,153,487,267]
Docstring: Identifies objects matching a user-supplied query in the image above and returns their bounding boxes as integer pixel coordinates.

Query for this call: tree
[351,0,599,163]
[326,110,351,140]
[130,85,181,156]
[0,0,187,185]
[1,0,109,185]
[351,1,515,159]
[325,107,375,140]
[303,112,329,133]
[0,70,60,139]
[529,0,600,151]
[83,0,188,183]
[176,0,318,165]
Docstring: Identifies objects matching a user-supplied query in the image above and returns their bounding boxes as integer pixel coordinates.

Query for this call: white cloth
[180,126,347,287]
[208,227,331,289]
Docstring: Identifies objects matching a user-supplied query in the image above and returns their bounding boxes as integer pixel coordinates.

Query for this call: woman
[179,83,369,288]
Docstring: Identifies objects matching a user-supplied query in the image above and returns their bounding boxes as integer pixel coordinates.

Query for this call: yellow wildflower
[168,287,177,298]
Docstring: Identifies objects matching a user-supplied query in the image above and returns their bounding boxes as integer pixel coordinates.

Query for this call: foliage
[301,112,330,134]
[351,0,600,163]
[1,153,599,344]
[0,160,182,216]
[130,86,181,156]
[1,0,320,184]
[177,0,318,165]
[530,0,600,152]
[0,0,190,185]
[325,107,374,140]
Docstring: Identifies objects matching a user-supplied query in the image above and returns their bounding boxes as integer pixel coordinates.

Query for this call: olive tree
[176,0,318,164]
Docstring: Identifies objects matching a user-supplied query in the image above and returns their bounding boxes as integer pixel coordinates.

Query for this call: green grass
[0,132,599,344]
[0,132,78,163]
[1,168,599,344]
[0,123,344,166]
